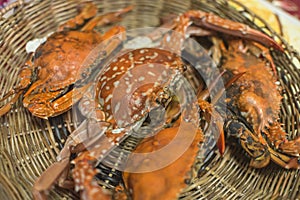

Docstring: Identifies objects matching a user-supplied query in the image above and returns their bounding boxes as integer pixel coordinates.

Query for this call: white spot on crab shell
[89,151,95,158]
[132,106,138,111]
[74,185,80,192]
[241,111,248,118]
[103,67,111,73]
[134,61,144,64]
[99,82,107,91]
[105,94,113,103]
[134,98,142,106]
[110,71,123,80]
[133,114,139,120]
[114,102,121,113]
[106,105,111,110]
[126,84,133,93]
[147,71,156,76]
[111,128,124,134]
[128,52,134,60]
[146,52,158,59]
[148,64,154,68]
[166,35,171,43]
[162,70,168,77]
[127,70,133,78]
[112,66,118,71]
[53,103,59,108]
[140,49,145,54]
[141,92,148,97]
[105,86,110,90]
[113,80,120,88]
[138,76,145,81]
[154,81,161,87]
[120,58,125,62]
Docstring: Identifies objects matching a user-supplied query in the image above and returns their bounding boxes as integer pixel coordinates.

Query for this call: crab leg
[268,122,300,157]
[32,157,71,200]
[58,2,133,32]
[71,151,113,200]
[269,147,300,169]
[81,5,133,31]
[187,11,284,51]
[160,10,283,53]
[0,54,34,116]
[57,2,97,31]
[226,117,300,169]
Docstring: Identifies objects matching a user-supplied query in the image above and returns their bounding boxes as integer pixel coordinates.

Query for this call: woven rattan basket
[1,0,300,199]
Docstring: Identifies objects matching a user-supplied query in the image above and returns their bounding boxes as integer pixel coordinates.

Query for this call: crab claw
[161,10,284,53]
[269,147,300,169]
[0,59,35,117]
[216,123,225,155]
[187,11,284,52]
[33,158,71,200]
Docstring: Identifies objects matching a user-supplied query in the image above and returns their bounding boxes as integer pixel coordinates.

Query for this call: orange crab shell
[123,121,203,200]
[95,47,186,127]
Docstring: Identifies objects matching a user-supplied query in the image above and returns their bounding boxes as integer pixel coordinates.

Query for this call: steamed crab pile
[0,2,299,200]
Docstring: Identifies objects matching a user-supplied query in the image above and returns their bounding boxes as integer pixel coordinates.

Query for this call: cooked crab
[0,2,132,118]
[209,37,300,169]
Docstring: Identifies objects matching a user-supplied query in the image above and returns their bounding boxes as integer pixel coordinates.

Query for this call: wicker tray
[1,0,300,199]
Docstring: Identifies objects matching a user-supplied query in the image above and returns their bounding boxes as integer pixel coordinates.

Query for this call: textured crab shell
[123,121,203,200]
[25,31,103,94]
[95,48,186,127]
